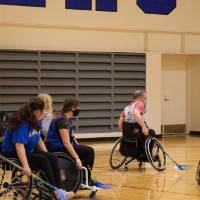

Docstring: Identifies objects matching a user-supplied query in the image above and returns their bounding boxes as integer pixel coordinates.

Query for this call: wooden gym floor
[76,135,200,200]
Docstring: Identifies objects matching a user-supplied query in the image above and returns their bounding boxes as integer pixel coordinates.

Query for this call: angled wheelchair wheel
[110,138,127,169]
[145,137,166,171]
[29,170,51,200]
[54,152,82,193]
[196,161,200,185]
[0,158,33,200]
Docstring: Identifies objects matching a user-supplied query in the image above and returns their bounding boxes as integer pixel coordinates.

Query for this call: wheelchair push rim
[145,137,167,171]
[109,138,127,169]
[53,152,82,193]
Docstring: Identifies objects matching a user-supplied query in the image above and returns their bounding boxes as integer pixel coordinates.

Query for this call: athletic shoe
[63,190,75,199]
[54,189,66,200]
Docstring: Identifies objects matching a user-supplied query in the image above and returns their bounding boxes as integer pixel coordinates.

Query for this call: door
[161,55,187,134]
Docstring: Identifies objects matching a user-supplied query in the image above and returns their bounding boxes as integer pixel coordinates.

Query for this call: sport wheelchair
[110,122,166,171]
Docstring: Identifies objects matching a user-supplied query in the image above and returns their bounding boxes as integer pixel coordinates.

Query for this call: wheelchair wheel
[110,138,127,169]
[145,137,166,171]
[196,161,200,185]
[29,170,51,200]
[54,152,82,193]
[0,158,33,200]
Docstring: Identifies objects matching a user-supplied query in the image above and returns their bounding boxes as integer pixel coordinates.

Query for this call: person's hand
[22,165,32,176]
[142,126,149,136]
[76,158,83,169]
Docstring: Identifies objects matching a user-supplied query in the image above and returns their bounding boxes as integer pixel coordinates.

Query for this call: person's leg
[39,151,63,188]
[26,152,59,188]
[38,151,75,199]
[74,144,95,170]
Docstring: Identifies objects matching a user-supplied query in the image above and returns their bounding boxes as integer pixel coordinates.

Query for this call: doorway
[161,55,187,134]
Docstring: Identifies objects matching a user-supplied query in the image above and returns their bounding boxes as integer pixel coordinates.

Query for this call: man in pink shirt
[118,90,149,136]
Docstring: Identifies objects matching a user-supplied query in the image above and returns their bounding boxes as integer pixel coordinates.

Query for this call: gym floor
[76,135,200,200]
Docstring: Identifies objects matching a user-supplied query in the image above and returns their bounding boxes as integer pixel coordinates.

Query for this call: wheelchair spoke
[110,138,127,169]
[145,137,166,171]
[0,159,33,199]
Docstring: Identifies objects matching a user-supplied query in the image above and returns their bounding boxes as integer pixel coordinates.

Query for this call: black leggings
[47,144,95,170]
[2,151,62,189]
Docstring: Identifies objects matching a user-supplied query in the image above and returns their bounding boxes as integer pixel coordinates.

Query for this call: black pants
[47,143,95,180]
[2,151,62,189]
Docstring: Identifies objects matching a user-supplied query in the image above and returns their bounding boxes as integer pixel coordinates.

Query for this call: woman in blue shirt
[2,98,74,200]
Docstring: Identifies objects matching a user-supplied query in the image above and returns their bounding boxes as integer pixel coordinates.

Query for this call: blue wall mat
[137,0,176,15]
[0,0,45,7]
[66,0,92,10]
[96,0,117,12]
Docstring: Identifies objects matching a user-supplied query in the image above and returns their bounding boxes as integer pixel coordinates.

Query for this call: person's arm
[133,109,148,136]
[118,116,124,131]
[15,143,32,176]
[36,138,48,152]
[118,111,125,130]
[59,128,82,169]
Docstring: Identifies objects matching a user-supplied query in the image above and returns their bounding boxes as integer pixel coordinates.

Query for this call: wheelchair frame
[0,151,101,199]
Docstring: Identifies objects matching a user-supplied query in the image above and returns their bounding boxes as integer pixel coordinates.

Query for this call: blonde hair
[132,90,146,100]
[37,93,53,113]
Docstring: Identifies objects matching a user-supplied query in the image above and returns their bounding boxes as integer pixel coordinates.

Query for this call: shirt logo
[29,129,40,138]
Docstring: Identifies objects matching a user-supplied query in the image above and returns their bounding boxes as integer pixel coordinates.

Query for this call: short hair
[62,98,79,112]
[133,90,146,100]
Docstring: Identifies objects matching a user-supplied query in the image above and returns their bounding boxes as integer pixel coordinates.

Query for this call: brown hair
[62,98,79,113]
[8,98,44,130]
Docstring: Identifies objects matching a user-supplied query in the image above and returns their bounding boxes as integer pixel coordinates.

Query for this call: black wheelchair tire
[53,152,82,193]
[196,160,200,185]
[109,137,127,169]
[145,137,167,171]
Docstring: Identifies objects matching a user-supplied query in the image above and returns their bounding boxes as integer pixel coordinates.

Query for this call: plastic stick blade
[175,165,192,170]
[95,180,112,189]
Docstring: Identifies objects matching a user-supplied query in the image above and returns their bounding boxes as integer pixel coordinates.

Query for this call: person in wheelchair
[46,98,95,184]
[118,90,156,158]
[1,98,74,200]
[37,93,53,140]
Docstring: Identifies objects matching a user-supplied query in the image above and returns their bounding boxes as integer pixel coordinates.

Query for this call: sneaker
[54,189,66,200]
[63,190,75,199]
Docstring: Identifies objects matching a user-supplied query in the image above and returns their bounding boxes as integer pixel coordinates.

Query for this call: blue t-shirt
[46,114,75,149]
[2,122,41,153]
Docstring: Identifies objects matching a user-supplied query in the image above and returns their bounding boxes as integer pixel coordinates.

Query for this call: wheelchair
[196,160,200,185]
[0,152,83,200]
[110,122,166,171]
